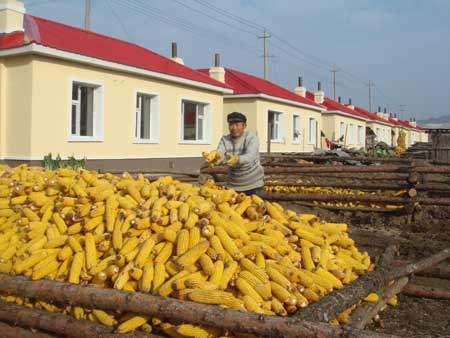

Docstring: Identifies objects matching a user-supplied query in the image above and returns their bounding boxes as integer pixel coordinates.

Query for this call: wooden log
[264,192,408,204]
[202,165,450,175]
[0,274,395,338]
[266,172,410,181]
[391,260,450,279]
[0,300,155,338]
[265,192,450,206]
[284,201,405,213]
[264,180,411,191]
[294,247,450,322]
[401,283,450,300]
[0,321,58,338]
[348,277,409,329]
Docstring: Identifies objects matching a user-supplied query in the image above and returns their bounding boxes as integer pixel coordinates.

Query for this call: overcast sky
[25,0,450,120]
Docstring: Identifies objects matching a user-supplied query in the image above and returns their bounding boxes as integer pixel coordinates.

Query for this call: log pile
[201,158,450,212]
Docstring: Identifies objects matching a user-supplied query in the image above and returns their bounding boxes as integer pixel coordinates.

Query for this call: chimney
[347,98,354,110]
[208,53,225,83]
[294,76,306,97]
[377,107,385,119]
[314,81,324,104]
[0,0,25,34]
[378,106,381,113]
[411,117,417,127]
[338,96,341,104]
[170,42,184,65]
[392,113,398,121]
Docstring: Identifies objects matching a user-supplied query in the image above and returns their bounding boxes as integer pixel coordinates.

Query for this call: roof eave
[323,110,369,122]
[224,93,323,112]
[0,43,233,94]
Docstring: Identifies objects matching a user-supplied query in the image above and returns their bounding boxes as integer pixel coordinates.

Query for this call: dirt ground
[282,202,450,338]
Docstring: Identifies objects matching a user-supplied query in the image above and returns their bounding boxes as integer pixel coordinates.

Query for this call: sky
[24,0,450,120]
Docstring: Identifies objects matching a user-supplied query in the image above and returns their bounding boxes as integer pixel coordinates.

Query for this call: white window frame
[68,79,104,142]
[267,109,284,143]
[339,121,346,139]
[292,113,301,144]
[308,117,317,145]
[349,123,355,144]
[357,125,364,145]
[133,90,160,144]
[179,97,212,145]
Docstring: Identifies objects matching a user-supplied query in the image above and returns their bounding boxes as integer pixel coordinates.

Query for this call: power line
[111,0,261,56]
[190,0,265,32]
[103,0,135,43]
[169,0,259,37]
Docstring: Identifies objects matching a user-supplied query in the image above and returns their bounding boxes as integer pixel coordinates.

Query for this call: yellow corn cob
[187,289,242,309]
[152,262,166,293]
[177,240,209,268]
[364,293,379,303]
[199,254,215,276]
[68,251,84,284]
[92,309,117,326]
[208,260,224,286]
[219,261,238,290]
[116,315,148,333]
[215,226,242,260]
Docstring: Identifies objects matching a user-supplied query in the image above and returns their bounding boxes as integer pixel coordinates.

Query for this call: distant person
[217,112,264,196]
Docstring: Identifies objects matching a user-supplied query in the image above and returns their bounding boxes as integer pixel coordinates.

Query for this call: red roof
[198,68,322,109]
[353,106,393,125]
[305,92,369,120]
[0,15,231,91]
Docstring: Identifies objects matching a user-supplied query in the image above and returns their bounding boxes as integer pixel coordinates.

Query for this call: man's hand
[225,153,239,166]
[202,150,224,167]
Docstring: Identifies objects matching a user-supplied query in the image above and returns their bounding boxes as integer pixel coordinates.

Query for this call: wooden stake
[294,247,450,322]
[0,321,58,338]
[402,283,450,300]
[0,273,396,338]
[0,300,155,338]
[348,277,409,329]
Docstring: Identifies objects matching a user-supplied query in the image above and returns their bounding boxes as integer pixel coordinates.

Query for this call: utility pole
[399,104,406,120]
[258,28,271,80]
[368,80,374,112]
[85,0,91,30]
[330,64,339,100]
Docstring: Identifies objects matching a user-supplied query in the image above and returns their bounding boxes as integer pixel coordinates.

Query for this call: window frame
[68,79,104,142]
[267,109,284,143]
[308,117,317,145]
[132,90,160,144]
[349,123,355,144]
[179,97,212,145]
[339,121,346,139]
[357,125,364,145]
[292,113,301,144]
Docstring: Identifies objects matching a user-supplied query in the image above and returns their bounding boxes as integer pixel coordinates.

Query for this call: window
[268,110,283,141]
[134,92,159,143]
[376,128,380,141]
[349,123,355,144]
[309,118,317,145]
[70,81,103,141]
[357,125,364,145]
[181,100,210,142]
[339,121,346,139]
[292,114,300,143]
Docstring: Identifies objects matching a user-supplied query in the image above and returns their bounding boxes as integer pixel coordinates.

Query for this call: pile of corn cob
[264,184,406,209]
[0,164,389,337]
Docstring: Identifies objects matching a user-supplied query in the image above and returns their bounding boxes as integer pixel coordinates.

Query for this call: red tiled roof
[0,15,231,90]
[304,92,369,120]
[353,106,393,125]
[198,68,323,109]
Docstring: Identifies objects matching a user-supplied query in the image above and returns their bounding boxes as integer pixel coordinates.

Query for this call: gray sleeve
[217,136,226,153]
[238,134,259,165]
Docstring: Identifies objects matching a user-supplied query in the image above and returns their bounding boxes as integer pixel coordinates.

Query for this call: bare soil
[282,202,450,337]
